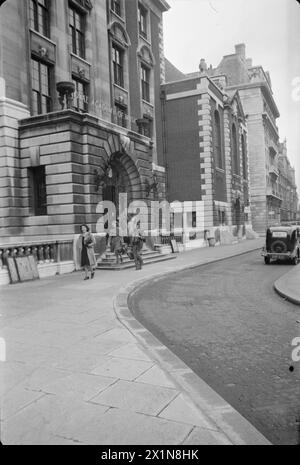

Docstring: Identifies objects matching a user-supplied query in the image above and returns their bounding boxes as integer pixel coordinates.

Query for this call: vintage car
[262,225,300,265]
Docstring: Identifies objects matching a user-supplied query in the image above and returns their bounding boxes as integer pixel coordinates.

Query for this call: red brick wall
[164,96,201,202]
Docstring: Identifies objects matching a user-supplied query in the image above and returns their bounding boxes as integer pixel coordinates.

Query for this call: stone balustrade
[0,240,73,270]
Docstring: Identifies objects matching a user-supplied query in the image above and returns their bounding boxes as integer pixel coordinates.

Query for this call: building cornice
[226,82,280,119]
[152,0,171,12]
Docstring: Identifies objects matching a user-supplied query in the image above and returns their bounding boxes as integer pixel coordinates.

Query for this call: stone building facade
[278,140,298,222]
[213,44,283,234]
[161,67,252,247]
[0,0,169,256]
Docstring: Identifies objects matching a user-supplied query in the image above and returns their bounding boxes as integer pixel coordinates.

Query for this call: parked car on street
[262,225,300,265]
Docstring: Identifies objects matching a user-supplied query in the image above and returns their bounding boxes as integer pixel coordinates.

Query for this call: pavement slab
[68,407,194,446]
[2,393,109,445]
[135,365,176,388]
[89,379,179,416]
[91,357,154,381]
[158,393,220,430]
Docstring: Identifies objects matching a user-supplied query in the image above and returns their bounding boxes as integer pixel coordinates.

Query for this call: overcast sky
[163,0,300,188]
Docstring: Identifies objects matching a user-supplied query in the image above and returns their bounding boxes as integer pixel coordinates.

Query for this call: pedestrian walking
[77,224,97,280]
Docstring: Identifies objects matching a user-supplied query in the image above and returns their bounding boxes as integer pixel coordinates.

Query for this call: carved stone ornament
[39,46,48,58]
[78,67,85,78]
[120,135,131,153]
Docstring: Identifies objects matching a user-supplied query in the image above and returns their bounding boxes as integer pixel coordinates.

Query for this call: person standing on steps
[128,210,144,271]
[77,224,97,280]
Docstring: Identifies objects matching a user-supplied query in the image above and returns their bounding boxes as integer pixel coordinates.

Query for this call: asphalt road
[129,250,300,445]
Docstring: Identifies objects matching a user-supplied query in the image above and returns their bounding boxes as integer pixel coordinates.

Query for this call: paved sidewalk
[0,238,268,445]
[274,266,300,306]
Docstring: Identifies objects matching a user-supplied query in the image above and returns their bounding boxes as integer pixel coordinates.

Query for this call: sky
[163,0,300,188]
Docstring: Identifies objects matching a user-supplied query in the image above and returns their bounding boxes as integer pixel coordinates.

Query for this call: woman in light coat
[77,224,97,280]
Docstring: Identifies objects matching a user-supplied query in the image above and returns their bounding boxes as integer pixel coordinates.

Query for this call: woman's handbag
[84,233,94,248]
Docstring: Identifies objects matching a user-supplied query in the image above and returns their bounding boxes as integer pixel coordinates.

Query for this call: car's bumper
[261,249,292,259]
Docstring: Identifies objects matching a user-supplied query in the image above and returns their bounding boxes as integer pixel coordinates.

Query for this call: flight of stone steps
[97,245,177,270]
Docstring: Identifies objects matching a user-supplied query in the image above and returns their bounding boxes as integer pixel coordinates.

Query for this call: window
[213,110,223,169]
[28,166,47,216]
[111,0,121,16]
[141,64,150,102]
[69,5,85,58]
[138,116,152,138]
[232,124,239,174]
[138,3,147,38]
[112,44,124,88]
[72,78,88,112]
[29,0,50,37]
[31,58,52,115]
[115,102,127,128]
[241,133,247,179]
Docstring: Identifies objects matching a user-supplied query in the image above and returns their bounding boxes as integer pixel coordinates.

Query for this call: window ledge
[70,52,91,67]
[139,34,151,46]
[29,28,56,46]
[142,99,153,107]
[113,83,128,93]
[110,9,125,23]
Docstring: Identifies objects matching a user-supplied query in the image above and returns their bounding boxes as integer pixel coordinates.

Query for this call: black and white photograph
[0,0,300,450]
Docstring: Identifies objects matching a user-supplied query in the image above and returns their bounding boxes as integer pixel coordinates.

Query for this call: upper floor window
[241,133,247,180]
[72,78,89,113]
[111,0,122,16]
[112,44,124,88]
[141,64,150,102]
[232,123,239,175]
[213,110,223,169]
[138,3,148,39]
[69,5,85,59]
[31,57,52,115]
[114,102,127,128]
[29,0,50,37]
[138,116,152,138]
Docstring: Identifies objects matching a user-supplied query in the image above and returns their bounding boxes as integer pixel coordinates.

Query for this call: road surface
[129,251,300,445]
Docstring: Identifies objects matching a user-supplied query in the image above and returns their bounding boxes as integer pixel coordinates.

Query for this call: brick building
[161,60,252,247]
[0,0,170,277]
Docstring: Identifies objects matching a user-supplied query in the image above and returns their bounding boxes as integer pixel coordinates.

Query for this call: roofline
[162,75,200,86]
[152,0,171,12]
[226,82,280,118]
[162,73,225,95]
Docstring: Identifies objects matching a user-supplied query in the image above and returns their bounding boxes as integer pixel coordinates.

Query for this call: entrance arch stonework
[100,133,145,204]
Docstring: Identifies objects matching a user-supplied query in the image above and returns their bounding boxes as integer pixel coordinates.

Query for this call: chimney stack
[235,43,246,61]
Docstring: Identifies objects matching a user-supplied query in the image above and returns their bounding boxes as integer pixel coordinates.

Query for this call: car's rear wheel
[292,256,298,265]
[264,256,270,265]
[271,240,287,254]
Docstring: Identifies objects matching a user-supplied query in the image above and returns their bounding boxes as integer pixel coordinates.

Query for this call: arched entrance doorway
[101,151,142,215]
[102,156,130,208]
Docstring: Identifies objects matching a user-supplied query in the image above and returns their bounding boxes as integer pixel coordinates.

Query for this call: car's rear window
[272,231,288,238]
